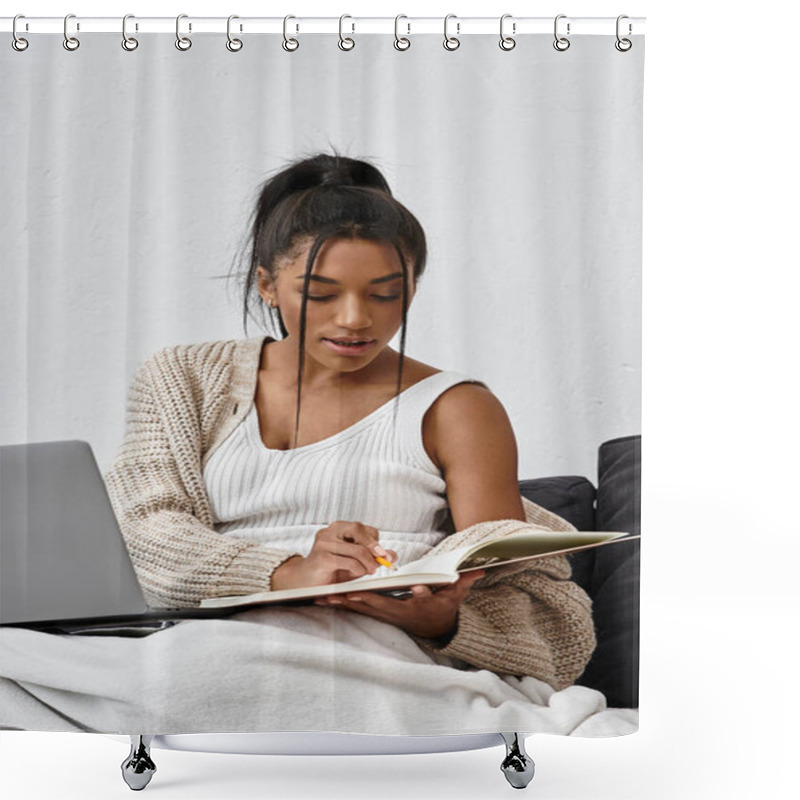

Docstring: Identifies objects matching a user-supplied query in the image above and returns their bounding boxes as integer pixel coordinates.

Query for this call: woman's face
[257,237,416,376]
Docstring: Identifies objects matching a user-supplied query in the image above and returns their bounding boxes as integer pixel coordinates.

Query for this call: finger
[323,540,383,577]
[346,523,391,560]
[430,583,460,597]
[318,521,377,544]
[315,592,370,606]
[322,593,404,623]
[435,573,481,592]
[345,591,398,608]
[453,573,484,598]
[328,522,393,562]
[456,571,486,589]
[340,591,413,615]
[433,575,482,602]
[321,553,374,583]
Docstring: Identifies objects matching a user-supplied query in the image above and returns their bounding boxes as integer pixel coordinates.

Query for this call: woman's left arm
[422,384,596,687]
[324,383,597,688]
[424,382,527,529]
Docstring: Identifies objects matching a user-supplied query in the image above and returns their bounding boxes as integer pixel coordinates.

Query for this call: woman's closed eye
[305,294,401,302]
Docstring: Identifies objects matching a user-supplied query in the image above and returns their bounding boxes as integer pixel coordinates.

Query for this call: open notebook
[200,528,638,609]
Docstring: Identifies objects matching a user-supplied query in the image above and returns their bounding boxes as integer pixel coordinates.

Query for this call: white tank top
[203,371,486,567]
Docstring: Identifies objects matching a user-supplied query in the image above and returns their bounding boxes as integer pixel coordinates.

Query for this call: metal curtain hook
[499,14,516,51]
[122,14,139,51]
[394,14,410,51]
[227,15,243,51]
[339,14,355,51]
[443,14,460,51]
[615,14,632,51]
[63,13,80,51]
[282,15,299,51]
[12,14,29,51]
[553,14,570,51]
[175,14,192,51]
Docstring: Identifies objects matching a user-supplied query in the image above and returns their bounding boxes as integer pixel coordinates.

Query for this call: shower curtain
[0,20,643,738]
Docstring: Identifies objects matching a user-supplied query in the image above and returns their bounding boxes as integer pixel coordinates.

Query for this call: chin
[327,352,382,368]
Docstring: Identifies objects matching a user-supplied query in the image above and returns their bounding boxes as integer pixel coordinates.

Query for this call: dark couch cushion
[518,476,596,532]
[574,435,640,708]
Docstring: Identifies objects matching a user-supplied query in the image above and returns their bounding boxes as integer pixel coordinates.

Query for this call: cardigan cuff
[214,545,301,598]
[413,615,460,649]
[419,603,491,659]
[411,604,489,659]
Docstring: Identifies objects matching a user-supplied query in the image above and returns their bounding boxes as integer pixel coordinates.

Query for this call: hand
[313,571,486,640]
[271,521,398,591]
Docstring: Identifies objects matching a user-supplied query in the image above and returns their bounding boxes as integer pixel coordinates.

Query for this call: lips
[323,338,375,345]
[322,338,376,355]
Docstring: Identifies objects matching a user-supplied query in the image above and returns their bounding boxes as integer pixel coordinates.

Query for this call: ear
[256,267,278,307]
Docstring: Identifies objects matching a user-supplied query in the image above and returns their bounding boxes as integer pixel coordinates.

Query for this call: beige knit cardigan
[104,337,596,691]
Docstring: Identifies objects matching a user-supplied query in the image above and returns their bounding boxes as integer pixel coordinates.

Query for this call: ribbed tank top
[203,371,486,567]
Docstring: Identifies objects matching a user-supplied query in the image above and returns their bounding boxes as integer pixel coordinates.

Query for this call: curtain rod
[1,16,646,36]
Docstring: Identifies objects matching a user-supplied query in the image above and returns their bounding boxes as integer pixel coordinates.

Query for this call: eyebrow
[295,272,404,285]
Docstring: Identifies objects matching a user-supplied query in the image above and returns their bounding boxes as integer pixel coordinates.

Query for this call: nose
[335,293,372,330]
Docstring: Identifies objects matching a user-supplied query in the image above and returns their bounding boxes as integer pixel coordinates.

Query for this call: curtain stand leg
[121,735,157,791]
[500,732,535,789]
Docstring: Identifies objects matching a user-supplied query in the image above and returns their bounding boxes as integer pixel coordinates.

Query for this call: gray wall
[1,33,643,482]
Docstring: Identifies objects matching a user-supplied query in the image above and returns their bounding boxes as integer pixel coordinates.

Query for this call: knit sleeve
[413,558,596,691]
[410,505,597,691]
[104,356,300,609]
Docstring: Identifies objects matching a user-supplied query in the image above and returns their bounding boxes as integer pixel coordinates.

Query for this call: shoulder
[428,380,507,431]
[396,354,442,386]
[138,338,253,379]
[428,377,500,421]
[422,378,511,470]
[131,338,258,413]
[126,340,257,436]
[423,378,525,528]
[145,338,241,366]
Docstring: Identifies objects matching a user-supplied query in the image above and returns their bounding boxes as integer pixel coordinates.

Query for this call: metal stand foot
[121,735,156,791]
[500,732,535,789]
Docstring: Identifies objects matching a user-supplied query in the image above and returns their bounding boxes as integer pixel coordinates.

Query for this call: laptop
[0,440,232,635]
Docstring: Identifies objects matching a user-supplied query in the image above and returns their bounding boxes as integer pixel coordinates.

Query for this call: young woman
[1,154,597,735]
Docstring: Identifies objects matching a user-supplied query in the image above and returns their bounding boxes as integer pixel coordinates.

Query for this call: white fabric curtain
[1,32,642,481]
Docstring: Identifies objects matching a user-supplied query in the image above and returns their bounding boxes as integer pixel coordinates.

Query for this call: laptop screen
[0,440,150,625]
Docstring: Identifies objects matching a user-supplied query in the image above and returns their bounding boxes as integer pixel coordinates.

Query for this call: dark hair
[235,153,428,448]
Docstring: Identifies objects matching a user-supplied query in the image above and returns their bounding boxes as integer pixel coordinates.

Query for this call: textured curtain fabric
[1,33,642,481]
[0,30,643,738]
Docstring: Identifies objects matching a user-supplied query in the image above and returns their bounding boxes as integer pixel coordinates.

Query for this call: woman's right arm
[104,356,299,609]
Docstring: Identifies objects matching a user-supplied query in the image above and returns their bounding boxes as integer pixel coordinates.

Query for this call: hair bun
[319,168,355,188]
[286,153,390,195]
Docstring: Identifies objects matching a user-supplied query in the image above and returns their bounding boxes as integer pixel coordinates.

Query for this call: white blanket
[0,606,637,737]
